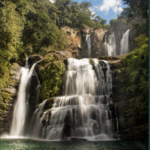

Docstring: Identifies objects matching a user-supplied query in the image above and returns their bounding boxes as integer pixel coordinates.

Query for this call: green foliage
[94,16,107,29]
[102,24,110,30]
[122,95,148,117]
[0,0,108,106]
[0,0,70,91]
[123,0,148,18]
[53,0,106,29]
[116,0,148,35]
[0,89,12,111]
[0,0,108,70]
[0,1,23,88]
[109,0,148,35]
[132,19,148,35]
[110,19,117,26]
[76,11,92,28]
[120,34,148,115]
[39,55,66,100]
[109,18,129,32]
[0,89,12,103]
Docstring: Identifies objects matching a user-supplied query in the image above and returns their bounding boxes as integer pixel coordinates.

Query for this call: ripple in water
[1,139,148,150]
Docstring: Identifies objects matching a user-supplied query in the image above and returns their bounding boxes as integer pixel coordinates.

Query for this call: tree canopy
[0,0,108,89]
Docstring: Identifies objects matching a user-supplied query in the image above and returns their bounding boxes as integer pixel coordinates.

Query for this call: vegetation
[120,34,148,115]
[39,54,66,101]
[102,0,148,117]
[0,0,107,93]
[120,0,148,116]
[108,0,148,35]
[0,0,148,112]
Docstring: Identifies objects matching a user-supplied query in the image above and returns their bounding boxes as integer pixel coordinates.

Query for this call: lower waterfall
[10,58,40,136]
[30,58,118,141]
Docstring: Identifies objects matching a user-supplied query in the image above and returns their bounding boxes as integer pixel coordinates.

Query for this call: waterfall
[38,58,116,141]
[10,58,40,136]
[120,29,130,55]
[31,100,47,138]
[86,34,91,58]
[104,33,116,56]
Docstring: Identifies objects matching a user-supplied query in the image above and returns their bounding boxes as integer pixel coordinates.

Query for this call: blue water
[0,139,148,150]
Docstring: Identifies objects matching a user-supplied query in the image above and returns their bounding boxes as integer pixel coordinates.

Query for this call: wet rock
[93,122,100,135]
[28,55,43,67]
[67,137,88,141]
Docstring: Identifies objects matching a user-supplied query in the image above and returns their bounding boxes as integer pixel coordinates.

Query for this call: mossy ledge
[38,52,70,102]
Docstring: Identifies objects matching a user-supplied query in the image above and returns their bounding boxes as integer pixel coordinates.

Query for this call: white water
[120,29,130,55]
[86,34,92,57]
[10,58,40,136]
[40,58,115,141]
[31,100,47,138]
[104,33,116,56]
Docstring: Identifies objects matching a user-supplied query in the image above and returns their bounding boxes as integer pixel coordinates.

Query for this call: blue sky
[74,0,128,24]
[50,0,128,24]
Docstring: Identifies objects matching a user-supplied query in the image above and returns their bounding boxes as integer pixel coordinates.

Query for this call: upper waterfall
[86,34,92,58]
[104,33,116,56]
[120,29,130,55]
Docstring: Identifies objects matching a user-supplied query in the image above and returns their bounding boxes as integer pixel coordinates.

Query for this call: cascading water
[10,58,40,136]
[120,29,130,55]
[104,33,116,56]
[31,100,47,138]
[34,58,118,141]
[86,33,92,58]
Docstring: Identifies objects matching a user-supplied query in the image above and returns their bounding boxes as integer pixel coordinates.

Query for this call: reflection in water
[1,139,148,150]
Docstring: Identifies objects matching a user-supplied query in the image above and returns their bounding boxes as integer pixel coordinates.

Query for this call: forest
[0,0,149,147]
[1,0,148,110]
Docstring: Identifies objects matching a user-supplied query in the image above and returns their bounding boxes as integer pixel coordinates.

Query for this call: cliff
[1,47,147,141]
[61,25,107,58]
[0,51,72,135]
[99,55,148,141]
[61,25,136,58]
[0,63,21,134]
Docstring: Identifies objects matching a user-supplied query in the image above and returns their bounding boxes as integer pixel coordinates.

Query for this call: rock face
[1,51,147,141]
[61,26,82,57]
[91,29,107,57]
[104,28,136,55]
[22,52,69,135]
[101,55,148,141]
[0,63,22,135]
[0,52,68,135]
[61,25,107,58]
[61,25,136,58]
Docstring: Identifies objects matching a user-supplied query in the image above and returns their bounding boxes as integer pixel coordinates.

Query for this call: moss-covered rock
[28,55,43,67]
[39,60,66,101]
[45,98,54,109]
[0,89,13,104]
[0,103,6,111]
[99,56,118,60]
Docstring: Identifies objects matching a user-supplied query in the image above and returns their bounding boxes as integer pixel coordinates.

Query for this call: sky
[76,0,128,24]
[50,0,128,24]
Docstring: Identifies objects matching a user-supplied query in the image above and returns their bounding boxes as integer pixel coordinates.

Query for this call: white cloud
[113,6,123,13]
[99,0,123,13]
[49,0,55,3]
[89,7,97,16]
